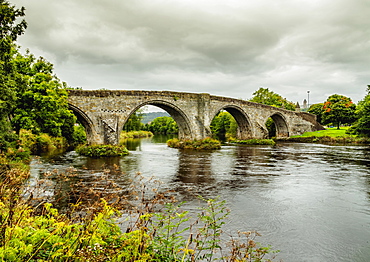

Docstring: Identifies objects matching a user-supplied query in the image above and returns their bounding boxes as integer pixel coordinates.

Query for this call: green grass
[291,127,353,138]
[282,127,370,144]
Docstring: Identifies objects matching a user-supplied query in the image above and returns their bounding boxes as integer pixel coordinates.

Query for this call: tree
[123,111,145,132]
[349,86,370,137]
[210,111,237,140]
[146,116,178,134]
[308,103,324,124]
[0,0,27,149]
[249,87,296,111]
[11,52,77,142]
[321,94,357,129]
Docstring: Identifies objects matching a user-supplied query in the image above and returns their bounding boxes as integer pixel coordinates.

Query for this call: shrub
[70,124,87,147]
[76,144,129,157]
[232,139,276,146]
[17,129,68,155]
[120,130,153,141]
[167,137,221,150]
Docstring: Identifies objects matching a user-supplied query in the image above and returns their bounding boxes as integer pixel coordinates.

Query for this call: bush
[232,139,276,145]
[120,130,153,141]
[167,137,221,150]
[17,129,67,155]
[70,124,87,147]
[76,144,129,157]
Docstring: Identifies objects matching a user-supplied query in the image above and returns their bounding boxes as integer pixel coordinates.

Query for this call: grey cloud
[12,0,370,104]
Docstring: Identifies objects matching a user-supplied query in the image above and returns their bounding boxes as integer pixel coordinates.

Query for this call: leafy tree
[349,86,370,137]
[308,103,324,124]
[210,111,237,140]
[0,0,27,149]
[249,87,296,111]
[321,94,357,129]
[123,111,145,132]
[146,116,178,134]
[11,52,77,142]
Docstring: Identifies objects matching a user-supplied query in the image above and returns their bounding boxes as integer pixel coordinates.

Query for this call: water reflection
[30,136,370,262]
[175,150,214,184]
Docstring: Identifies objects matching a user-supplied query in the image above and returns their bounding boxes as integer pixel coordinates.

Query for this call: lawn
[292,127,354,138]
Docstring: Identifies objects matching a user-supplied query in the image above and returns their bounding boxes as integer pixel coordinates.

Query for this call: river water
[30,136,370,262]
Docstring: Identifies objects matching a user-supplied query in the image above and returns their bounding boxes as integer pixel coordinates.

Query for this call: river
[30,136,370,262]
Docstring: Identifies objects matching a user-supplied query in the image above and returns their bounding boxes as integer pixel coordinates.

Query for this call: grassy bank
[278,127,370,144]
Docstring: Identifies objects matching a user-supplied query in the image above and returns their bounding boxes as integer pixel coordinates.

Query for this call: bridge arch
[267,112,289,138]
[122,100,193,140]
[68,103,95,144]
[211,105,253,140]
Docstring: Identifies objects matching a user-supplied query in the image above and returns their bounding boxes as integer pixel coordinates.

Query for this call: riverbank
[277,127,370,144]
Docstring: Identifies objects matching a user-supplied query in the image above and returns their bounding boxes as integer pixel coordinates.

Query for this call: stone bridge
[67,90,323,145]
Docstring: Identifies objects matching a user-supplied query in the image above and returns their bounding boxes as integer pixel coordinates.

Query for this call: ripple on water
[30,140,370,262]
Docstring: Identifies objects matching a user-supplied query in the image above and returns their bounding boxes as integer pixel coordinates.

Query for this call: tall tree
[349,86,370,136]
[321,94,356,129]
[249,87,296,111]
[11,52,76,141]
[0,0,27,149]
[308,103,324,124]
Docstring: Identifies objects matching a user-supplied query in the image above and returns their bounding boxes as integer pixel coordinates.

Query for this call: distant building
[303,99,307,109]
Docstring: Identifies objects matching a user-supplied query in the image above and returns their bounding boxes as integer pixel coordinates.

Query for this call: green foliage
[70,123,87,147]
[76,144,129,157]
[308,103,324,124]
[284,127,370,144]
[123,111,145,132]
[348,86,370,137]
[321,94,357,129]
[167,137,221,150]
[291,127,352,138]
[146,116,179,134]
[11,52,77,142]
[249,87,296,111]
[0,1,79,151]
[0,0,27,150]
[17,129,67,155]
[210,111,237,141]
[265,117,276,138]
[120,130,153,141]
[232,139,276,145]
[149,202,190,261]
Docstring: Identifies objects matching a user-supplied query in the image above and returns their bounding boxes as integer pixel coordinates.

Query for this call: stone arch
[68,103,95,144]
[268,112,289,137]
[211,105,253,140]
[121,100,193,140]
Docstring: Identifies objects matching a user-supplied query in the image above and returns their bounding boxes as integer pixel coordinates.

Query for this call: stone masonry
[67,90,323,145]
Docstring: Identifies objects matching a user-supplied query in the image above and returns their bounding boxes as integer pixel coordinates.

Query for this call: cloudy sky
[12,0,370,105]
